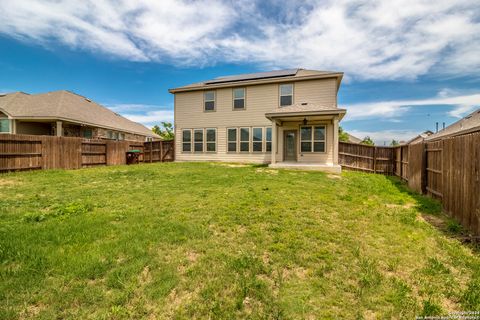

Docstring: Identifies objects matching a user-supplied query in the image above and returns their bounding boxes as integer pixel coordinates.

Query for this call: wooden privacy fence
[339,142,396,174]
[340,132,480,236]
[0,134,174,172]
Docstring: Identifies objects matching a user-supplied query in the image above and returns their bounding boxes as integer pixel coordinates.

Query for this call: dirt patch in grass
[327,174,342,179]
[255,168,278,175]
[419,213,447,229]
[386,203,415,209]
[213,163,250,168]
[0,179,19,187]
[18,303,45,320]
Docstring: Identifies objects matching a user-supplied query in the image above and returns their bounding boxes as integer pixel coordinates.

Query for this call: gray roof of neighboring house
[426,109,480,141]
[169,69,343,93]
[347,133,362,144]
[0,90,159,138]
[404,130,434,144]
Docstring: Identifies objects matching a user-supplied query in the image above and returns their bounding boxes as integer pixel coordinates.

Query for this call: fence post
[150,140,153,163]
[373,146,377,173]
[421,142,428,194]
[400,146,403,178]
[160,140,164,162]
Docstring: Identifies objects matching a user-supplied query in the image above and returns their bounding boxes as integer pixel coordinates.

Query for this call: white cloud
[104,103,174,127]
[344,92,480,121]
[0,0,479,79]
[348,129,421,145]
[122,110,174,126]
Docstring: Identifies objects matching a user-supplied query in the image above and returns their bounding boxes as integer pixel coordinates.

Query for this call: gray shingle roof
[426,109,480,141]
[205,69,299,84]
[169,69,343,92]
[0,90,159,137]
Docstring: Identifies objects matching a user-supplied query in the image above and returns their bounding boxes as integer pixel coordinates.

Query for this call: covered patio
[265,103,346,173]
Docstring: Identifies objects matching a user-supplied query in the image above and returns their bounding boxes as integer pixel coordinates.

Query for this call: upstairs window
[194,129,203,152]
[300,125,326,152]
[206,128,216,152]
[204,91,215,111]
[182,129,192,152]
[227,128,237,152]
[279,84,293,107]
[233,88,245,109]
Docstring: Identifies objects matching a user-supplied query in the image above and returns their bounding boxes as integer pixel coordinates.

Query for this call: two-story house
[169,69,346,172]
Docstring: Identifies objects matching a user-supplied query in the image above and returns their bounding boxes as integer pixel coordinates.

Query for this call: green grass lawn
[1,162,479,319]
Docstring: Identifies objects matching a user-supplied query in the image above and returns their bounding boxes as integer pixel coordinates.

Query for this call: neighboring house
[0,90,159,142]
[405,130,433,145]
[426,109,480,141]
[169,69,346,172]
[346,133,362,144]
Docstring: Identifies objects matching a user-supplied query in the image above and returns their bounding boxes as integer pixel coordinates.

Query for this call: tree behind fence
[0,134,174,172]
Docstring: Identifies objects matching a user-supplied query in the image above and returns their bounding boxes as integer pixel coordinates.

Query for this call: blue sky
[0,0,479,144]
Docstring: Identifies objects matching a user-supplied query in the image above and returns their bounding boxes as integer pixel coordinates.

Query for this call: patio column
[56,121,63,137]
[333,117,339,165]
[271,120,277,164]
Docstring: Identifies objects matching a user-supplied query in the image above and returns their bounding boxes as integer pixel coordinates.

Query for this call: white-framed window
[182,129,192,152]
[300,125,326,153]
[227,128,237,152]
[266,127,272,152]
[194,129,204,152]
[233,88,245,109]
[240,127,250,152]
[0,118,10,133]
[252,127,263,152]
[279,84,293,107]
[204,91,215,111]
[206,128,216,152]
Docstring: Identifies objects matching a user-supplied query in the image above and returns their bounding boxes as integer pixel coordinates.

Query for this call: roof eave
[169,72,344,93]
[265,109,347,120]
[11,115,159,138]
[425,126,480,142]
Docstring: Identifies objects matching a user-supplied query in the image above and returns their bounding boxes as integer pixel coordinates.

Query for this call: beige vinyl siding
[294,78,337,107]
[174,78,338,163]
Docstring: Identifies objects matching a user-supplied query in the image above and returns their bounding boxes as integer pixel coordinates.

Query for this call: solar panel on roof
[204,69,299,85]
